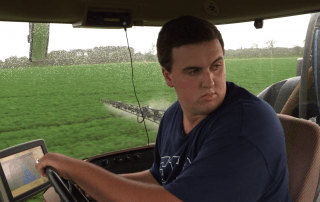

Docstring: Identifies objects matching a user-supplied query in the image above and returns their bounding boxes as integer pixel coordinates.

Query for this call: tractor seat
[277,114,320,201]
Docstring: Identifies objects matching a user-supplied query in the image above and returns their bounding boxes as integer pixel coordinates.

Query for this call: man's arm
[70,159,180,202]
[35,153,180,202]
[119,170,160,186]
[76,169,160,198]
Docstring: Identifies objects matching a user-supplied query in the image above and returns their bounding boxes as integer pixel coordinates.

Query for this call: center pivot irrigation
[100,99,166,124]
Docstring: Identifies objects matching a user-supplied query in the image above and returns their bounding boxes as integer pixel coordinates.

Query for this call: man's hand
[35,152,79,180]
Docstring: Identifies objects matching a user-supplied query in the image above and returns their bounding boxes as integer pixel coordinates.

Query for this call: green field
[0,57,298,201]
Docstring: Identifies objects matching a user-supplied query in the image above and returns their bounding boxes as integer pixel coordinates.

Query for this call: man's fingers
[35,161,47,178]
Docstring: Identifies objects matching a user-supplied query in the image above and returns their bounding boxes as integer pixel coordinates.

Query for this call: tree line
[0,46,158,69]
[0,43,304,69]
[225,46,304,59]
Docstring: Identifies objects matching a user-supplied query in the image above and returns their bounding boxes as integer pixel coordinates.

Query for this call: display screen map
[0,146,48,198]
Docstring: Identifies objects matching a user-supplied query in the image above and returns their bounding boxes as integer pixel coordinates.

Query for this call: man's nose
[201,69,215,87]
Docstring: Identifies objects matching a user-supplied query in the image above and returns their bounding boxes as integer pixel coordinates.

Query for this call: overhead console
[73,3,139,29]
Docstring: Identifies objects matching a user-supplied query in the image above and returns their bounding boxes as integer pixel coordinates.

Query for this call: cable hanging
[123,22,150,147]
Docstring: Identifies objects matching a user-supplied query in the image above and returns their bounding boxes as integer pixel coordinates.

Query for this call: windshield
[0,13,312,201]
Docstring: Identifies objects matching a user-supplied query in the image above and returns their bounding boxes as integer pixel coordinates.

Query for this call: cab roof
[0,0,319,26]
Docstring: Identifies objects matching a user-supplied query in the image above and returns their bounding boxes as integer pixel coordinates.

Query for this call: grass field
[0,57,298,201]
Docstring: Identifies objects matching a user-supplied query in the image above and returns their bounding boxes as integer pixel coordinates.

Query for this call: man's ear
[162,67,173,88]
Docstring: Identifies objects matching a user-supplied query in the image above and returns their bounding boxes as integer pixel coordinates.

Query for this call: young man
[35,16,292,201]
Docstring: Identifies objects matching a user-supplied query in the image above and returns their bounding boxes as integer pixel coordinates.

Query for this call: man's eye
[188,70,197,75]
[212,65,221,70]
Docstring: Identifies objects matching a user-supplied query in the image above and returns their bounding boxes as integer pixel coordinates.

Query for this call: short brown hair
[157,15,225,73]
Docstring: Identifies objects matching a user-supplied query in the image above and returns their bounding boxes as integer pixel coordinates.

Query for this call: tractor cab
[1,1,320,202]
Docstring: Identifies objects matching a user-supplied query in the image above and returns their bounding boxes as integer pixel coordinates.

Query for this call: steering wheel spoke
[46,166,90,202]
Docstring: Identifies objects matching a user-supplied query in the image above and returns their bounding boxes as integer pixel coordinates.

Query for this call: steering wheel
[46,166,90,202]
[299,12,320,119]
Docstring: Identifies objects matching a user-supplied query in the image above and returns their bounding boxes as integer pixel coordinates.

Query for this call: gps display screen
[0,146,48,198]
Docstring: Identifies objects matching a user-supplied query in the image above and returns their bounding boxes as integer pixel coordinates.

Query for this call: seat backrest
[277,114,320,202]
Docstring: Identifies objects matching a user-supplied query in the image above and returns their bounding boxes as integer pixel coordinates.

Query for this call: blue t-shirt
[149,81,292,201]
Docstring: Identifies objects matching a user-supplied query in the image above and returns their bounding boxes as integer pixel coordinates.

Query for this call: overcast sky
[0,13,312,61]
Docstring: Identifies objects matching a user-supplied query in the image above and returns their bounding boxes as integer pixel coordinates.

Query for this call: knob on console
[133,154,141,160]
[102,159,109,167]
[125,155,132,161]
[114,157,123,164]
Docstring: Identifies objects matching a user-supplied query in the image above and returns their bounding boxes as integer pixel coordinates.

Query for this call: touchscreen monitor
[0,139,51,202]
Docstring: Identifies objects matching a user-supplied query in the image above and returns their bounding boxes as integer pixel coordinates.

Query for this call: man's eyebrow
[182,56,223,71]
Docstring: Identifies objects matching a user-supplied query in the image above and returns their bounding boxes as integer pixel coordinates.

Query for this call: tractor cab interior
[1,0,320,202]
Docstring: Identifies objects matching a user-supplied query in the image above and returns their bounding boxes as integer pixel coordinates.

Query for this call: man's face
[162,38,227,117]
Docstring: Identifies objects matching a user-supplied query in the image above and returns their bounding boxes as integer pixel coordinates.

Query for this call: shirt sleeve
[163,137,289,202]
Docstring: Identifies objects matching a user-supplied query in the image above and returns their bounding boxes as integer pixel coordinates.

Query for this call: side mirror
[28,23,50,62]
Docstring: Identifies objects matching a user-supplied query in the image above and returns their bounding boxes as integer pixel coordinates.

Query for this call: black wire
[123,24,150,147]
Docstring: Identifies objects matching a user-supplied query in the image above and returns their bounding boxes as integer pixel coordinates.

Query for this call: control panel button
[125,155,132,162]
[102,159,109,167]
[114,157,124,164]
[133,154,141,160]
